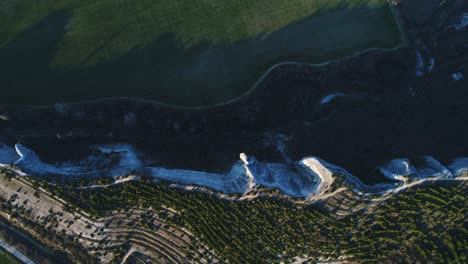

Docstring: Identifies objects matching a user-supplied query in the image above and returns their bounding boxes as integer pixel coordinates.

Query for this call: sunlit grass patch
[1,0,392,65]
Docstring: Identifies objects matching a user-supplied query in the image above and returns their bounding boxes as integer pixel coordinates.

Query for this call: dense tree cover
[43,180,467,263]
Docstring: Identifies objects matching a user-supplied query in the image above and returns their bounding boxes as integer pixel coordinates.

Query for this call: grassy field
[0,0,400,106]
[0,248,19,264]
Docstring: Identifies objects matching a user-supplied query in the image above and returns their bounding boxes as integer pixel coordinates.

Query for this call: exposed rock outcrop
[0,142,466,198]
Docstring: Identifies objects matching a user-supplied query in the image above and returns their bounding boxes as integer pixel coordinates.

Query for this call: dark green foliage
[0,248,20,264]
[44,180,467,263]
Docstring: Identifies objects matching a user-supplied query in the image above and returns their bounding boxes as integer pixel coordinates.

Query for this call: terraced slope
[0,174,218,263]
[51,180,467,263]
[0,171,466,263]
[0,0,400,106]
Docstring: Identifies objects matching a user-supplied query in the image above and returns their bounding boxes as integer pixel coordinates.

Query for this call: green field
[0,248,20,264]
[0,0,400,106]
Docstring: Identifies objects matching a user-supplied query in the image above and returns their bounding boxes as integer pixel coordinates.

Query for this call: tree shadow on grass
[0,11,71,103]
[0,2,400,107]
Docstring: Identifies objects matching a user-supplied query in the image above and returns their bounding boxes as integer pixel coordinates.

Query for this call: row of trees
[39,177,467,263]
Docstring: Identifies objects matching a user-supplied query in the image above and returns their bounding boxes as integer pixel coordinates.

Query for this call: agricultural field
[0,0,400,106]
[0,170,466,263]
[41,179,468,263]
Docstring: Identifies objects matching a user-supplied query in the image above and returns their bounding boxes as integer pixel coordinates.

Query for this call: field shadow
[0,2,400,106]
[0,11,71,103]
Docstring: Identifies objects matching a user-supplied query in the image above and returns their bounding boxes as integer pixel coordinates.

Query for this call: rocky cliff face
[0,1,467,188]
[1,142,466,198]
